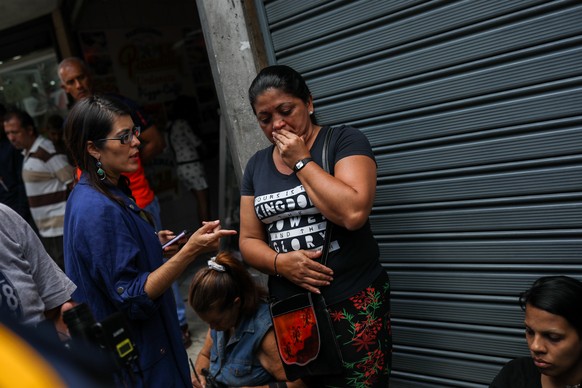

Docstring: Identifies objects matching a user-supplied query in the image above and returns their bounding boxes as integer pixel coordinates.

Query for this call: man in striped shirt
[3,109,74,270]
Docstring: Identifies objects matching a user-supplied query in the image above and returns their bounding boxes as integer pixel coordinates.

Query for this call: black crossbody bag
[269,126,343,380]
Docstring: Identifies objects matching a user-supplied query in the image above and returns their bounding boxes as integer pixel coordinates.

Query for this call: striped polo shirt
[22,136,75,238]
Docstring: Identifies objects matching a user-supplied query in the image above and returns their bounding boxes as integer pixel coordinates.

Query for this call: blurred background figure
[45,114,74,166]
[22,86,48,129]
[490,276,582,388]
[45,114,65,153]
[166,95,210,225]
[164,96,213,347]
[3,108,75,270]
[0,103,35,228]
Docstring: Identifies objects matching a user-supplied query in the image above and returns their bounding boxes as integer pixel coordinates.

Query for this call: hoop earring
[96,159,106,181]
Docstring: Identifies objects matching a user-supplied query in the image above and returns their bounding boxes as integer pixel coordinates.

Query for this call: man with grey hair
[58,57,165,164]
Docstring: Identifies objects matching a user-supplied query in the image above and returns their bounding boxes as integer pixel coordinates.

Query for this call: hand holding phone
[162,229,188,249]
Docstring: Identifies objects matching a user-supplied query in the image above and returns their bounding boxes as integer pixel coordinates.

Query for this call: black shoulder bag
[269,126,343,380]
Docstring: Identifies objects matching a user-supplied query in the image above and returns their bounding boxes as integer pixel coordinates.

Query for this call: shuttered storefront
[254,0,582,386]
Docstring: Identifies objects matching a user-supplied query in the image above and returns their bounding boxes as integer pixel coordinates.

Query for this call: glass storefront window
[0,48,68,131]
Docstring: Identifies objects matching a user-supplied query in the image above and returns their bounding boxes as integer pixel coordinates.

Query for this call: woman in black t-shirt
[240,65,392,387]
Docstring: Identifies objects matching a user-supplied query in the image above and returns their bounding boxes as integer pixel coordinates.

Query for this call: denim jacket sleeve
[68,186,163,320]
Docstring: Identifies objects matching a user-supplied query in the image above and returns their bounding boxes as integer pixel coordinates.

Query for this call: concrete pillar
[52,8,76,58]
[195,0,270,182]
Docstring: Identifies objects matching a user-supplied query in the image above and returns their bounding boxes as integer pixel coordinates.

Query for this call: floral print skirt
[303,271,392,387]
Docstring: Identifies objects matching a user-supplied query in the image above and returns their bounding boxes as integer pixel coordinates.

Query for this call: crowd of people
[1,59,580,388]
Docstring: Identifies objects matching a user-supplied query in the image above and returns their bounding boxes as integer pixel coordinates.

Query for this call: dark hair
[63,94,134,206]
[4,108,37,135]
[248,65,316,124]
[520,276,582,334]
[188,251,268,321]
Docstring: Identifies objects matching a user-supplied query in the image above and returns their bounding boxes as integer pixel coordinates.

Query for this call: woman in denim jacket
[63,95,236,387]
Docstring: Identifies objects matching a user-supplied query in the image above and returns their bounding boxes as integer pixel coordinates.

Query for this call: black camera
[63,303,139,372]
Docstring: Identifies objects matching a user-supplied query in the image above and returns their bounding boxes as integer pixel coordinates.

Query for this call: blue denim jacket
[64,174,190,387]
[210,302,275,385]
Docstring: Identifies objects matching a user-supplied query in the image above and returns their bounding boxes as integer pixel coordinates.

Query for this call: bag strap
[320,126,335,266]
[322,125,334,174]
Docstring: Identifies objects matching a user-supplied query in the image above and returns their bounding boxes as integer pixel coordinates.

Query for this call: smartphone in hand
[162,229,188,249]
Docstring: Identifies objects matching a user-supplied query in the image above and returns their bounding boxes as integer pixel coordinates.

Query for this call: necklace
[565,384,581,388]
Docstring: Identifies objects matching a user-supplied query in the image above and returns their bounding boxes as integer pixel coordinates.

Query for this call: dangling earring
[96,158,106,181]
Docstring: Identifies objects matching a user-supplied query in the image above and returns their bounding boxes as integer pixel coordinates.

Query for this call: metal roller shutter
[254,0,582,386]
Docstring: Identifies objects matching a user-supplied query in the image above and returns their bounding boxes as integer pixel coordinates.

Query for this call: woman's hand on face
[272,129,310,170]
[278,250,334,294]
[184,220,238,256]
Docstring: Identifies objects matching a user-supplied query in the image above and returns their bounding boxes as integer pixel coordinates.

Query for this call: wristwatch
[293,157,313,173]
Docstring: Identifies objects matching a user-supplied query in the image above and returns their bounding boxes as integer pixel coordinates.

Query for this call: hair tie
[207,256,225,272]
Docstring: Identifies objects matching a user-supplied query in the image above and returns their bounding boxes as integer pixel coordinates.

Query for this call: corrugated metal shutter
[254,0,582,386]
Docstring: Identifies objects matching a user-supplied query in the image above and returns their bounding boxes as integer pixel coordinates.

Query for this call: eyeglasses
[97,126,141,145]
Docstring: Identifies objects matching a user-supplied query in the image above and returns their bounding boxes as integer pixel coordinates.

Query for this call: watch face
[294,158,312,172]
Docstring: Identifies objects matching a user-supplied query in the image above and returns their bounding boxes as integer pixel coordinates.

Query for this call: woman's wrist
[179,240,203,260]
[170,245,198,267]
[273,252,281,277]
